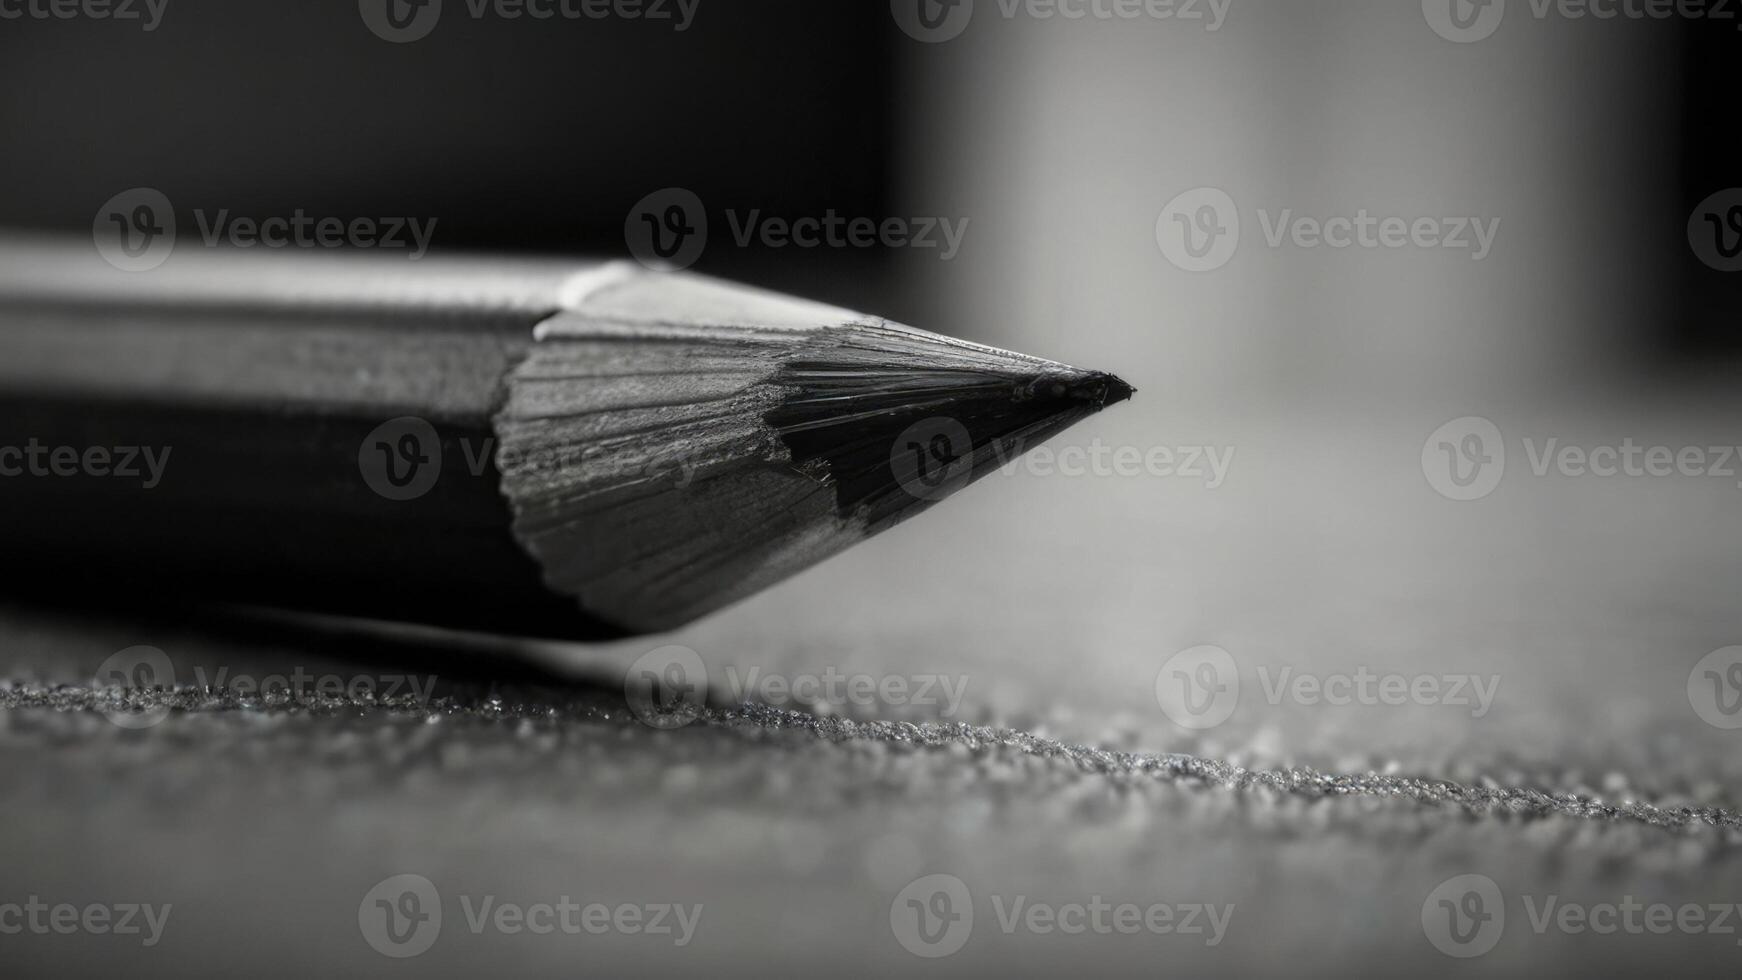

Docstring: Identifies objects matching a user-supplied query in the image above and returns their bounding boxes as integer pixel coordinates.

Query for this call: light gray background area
[5,3,1742,977]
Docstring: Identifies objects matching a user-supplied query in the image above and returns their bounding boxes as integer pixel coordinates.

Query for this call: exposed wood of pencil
[0,238,1131,637]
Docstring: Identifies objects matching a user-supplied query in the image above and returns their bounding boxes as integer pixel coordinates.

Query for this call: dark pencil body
[0,240,1130,638]
[0,301,595,637]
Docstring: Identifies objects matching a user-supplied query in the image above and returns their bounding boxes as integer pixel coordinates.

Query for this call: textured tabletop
[3,401,1741,978]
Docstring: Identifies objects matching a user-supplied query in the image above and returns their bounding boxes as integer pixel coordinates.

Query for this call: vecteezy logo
[358,417,443,501]
[890,0,973,42]
[889,416,976,503]
[624,645,708,729]
[92,645,176,729]
[1422,0,1505,43]
[1689,646,1742,730]
[890,874,973,958]
[93,188,176,272]
[624,188,708,271]
[1154,644,1239,730]
[1687,189,1742,273]
[1421,874,1504,958]
[358,874,442,958]
[1156,187,1239,272]
[359,0,442,43]
[1421,416,1505,501]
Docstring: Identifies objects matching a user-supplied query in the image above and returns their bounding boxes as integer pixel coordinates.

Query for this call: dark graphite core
[1020,370,1135,410]
[766,361,1135,533]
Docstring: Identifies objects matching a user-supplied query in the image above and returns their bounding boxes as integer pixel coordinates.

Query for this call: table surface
[3,398,1741,978]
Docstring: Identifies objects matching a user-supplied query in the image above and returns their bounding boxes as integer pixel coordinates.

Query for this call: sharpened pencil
[0,237,1132,638]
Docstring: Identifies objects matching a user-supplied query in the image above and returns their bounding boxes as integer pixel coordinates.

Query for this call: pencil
[0,237,1131,638]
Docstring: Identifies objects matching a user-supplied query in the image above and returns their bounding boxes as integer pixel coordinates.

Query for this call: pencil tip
[759,341,1134,542]
[1039,369,1133,410]
[496,283,1137,632]
[1103,373,1136,406]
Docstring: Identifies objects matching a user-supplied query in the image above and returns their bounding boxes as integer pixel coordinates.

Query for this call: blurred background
[2,1,1741,976]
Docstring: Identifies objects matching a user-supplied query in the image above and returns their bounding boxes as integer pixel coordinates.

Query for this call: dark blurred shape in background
[1679,19,1742,362]
[1,1,1733,390]
[0,1,898,302]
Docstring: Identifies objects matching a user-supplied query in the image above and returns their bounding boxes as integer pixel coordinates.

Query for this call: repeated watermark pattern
[1424,0,1742,44]
[0,0,167,29]
[1421,874,1506,957]
[8,680,1742,833]
[1154,644,1501,730]
[0,898,171,947]
[357,416,697,502]
[623,644,710,730]
[1422,416,1742,501]
[91,645,177,729]
[996,440,1234,487]
[90,645,437,730]
[890,0,1230,43]
[1158,187,1499,272]
[92,188,176,272]
[887,417,1235,502]
[1423,874,1742,958]
[93,189,436,272]
[358,874,699,958]
[1152,644,1240,730]
[0,440,170,488]
[623,646,970,727]
[1689,646,1742,729]
[358,417,447,502]
[1689,188,1742,272]
[1420,416,1506,501]
[721,665,971,717]
[890,874,1233,958]
[191,209,436,259]
[624,187,968,271]
[359,0,698,43]
[889,416,977,502]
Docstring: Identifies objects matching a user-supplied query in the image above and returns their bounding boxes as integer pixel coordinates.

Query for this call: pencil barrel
[0,304,621,640]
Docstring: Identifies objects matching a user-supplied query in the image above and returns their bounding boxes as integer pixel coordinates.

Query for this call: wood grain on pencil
[0,239,1130,638]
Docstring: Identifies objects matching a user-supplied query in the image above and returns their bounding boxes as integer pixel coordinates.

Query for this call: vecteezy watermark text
[90,645,438,730]
[887,418,1236,504]
[357,874,700,958]
[192,210,436,259]
[360,0,700,43]
[1422,416,1742,501]
[1424,0,1742,45]
[0,441,170,489]
[93,188,437,272]
[723,210,968,261]
[624,188,967,270]
[1154,644,1501,730]
[1157,187,1500,272]
[622,647,973,727]
[357,416,698,502]
[721,665,970,717]
[180,666,438,703]
[0,898,171,947]
[457,896,701,945]
[889,874,1233,958]
[891,0,1230,43]
[0,0,167,30]
[992,439,1234,488]
[1422,873,1742,958]
[1255,665,1499,717]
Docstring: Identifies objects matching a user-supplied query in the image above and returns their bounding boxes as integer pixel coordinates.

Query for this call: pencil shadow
[0,591,619,695]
